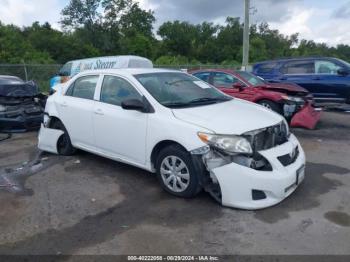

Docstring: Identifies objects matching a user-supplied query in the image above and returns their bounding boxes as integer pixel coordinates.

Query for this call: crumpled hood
[257,82,309,94]
[172,99,283,135]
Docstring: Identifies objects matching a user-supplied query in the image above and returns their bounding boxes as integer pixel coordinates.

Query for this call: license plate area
[296,164,305,185]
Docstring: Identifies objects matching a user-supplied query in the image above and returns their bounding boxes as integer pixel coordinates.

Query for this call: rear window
[66,75,99,100]
[281,61,315,74]
[256,63,277,74]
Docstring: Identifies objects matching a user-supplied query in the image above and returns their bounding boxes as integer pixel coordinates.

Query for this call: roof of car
[255,57,337,64]
[79,67,182,76]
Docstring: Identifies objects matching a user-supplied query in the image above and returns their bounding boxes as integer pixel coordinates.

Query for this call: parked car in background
[0,75,46,132]
[39,68,306,210]
[253,57,350,104]
[49,55,153,91]
[191,69,321,129]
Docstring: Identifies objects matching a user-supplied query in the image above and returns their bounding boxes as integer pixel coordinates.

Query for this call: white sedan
[39,68,306,210]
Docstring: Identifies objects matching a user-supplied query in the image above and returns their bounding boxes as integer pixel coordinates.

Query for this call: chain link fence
[0,63,242,93]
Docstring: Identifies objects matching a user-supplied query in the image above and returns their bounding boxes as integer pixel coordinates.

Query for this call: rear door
[57,74,100,148]
[278,60,317,94]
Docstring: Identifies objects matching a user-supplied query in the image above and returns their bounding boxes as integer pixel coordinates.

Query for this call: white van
[49,56,153,89]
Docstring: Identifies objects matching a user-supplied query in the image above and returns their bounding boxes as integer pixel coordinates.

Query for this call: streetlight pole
[242,0,250,71]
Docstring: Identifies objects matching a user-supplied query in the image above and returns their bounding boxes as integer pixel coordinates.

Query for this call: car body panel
[172,99,282,135]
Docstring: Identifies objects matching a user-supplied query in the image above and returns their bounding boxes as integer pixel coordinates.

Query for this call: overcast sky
[0,0,349,46]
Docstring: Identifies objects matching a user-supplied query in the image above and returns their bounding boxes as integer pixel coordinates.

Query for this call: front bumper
[0,114,43,133]
[209,134,305,210]
[290,103,322,129]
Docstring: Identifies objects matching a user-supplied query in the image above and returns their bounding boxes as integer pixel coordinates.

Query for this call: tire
[51,120,76,156]
[258,99,283,115]
[155,145,202,198]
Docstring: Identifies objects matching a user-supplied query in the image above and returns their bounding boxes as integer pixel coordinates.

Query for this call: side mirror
[121,99,146,112]
[337,68,349,76]
[232,82,245,90]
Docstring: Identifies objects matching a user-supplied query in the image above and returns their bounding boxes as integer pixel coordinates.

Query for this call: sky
[0,0,349,46]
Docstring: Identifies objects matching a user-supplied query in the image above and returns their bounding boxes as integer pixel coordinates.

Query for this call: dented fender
[37,124,64,154]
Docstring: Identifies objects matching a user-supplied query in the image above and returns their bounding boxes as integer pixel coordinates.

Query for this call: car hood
[172,99,283,135]
[256,82,309,95]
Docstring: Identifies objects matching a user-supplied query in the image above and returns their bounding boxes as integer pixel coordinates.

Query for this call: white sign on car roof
[71,55,153,76]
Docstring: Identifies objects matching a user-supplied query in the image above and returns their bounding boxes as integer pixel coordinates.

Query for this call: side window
[193,72,210,83]
[65,75,99,100]
[315,60,342,74]
[100,75,142,106]
[213,73,239,88]
[281,61,315,74]
[256,63,277,74]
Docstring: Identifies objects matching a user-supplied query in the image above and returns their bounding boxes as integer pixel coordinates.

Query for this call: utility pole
[242,0,250,71]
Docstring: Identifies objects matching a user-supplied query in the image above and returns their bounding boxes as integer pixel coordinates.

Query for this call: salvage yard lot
[0,111,349,255]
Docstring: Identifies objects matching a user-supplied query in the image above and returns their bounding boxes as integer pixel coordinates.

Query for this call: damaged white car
[39,68,306,210]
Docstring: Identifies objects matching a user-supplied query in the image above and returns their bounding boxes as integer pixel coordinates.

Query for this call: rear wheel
[258,99,283,115]
[51,120,76,155]
[156,145,201,198]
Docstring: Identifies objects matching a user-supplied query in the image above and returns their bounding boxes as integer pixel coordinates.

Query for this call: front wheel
[258,99,283,115]
[51,120,76,156]
[156,145,201,198]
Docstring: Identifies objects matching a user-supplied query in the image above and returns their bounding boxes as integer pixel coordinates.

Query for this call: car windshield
[134,72,232,108]
[335,58,350,68]
[236,71,265,86]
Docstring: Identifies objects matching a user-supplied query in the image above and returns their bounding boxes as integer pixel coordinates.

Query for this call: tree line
[1,0,350,65]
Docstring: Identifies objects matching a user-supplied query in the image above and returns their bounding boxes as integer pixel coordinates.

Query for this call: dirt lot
[0,111,349,255]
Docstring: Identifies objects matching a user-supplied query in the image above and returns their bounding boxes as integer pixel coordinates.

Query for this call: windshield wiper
[188,97,231,104]
[165,79,194,85]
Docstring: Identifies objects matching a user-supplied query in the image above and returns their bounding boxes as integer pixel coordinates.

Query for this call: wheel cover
[160,156,190,193]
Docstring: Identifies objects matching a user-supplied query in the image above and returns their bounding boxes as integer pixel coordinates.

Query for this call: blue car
[253,57,350,104]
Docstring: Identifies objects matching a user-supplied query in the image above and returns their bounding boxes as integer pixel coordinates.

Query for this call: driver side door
[212,72,254,101]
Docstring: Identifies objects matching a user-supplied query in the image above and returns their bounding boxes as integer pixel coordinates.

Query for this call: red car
[191,69,321,129]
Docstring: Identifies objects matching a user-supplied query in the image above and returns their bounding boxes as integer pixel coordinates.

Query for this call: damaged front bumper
[201,134,305,210]
[290,103,322,129]
[282,99,321,129]
[0,114,43,133]
[0,97,46,133]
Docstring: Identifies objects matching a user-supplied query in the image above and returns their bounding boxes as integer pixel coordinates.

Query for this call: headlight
[281,95,304,103]
[198,132,253,155]
[0,105,5,112]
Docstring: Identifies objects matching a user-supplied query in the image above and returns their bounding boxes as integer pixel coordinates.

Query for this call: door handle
[94,108,104,115]
[60,102,68,107]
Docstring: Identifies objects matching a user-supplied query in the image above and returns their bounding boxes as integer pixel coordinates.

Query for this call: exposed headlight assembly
[198,132,253,155]
[281,95,304,103]
[0,105,6,112]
